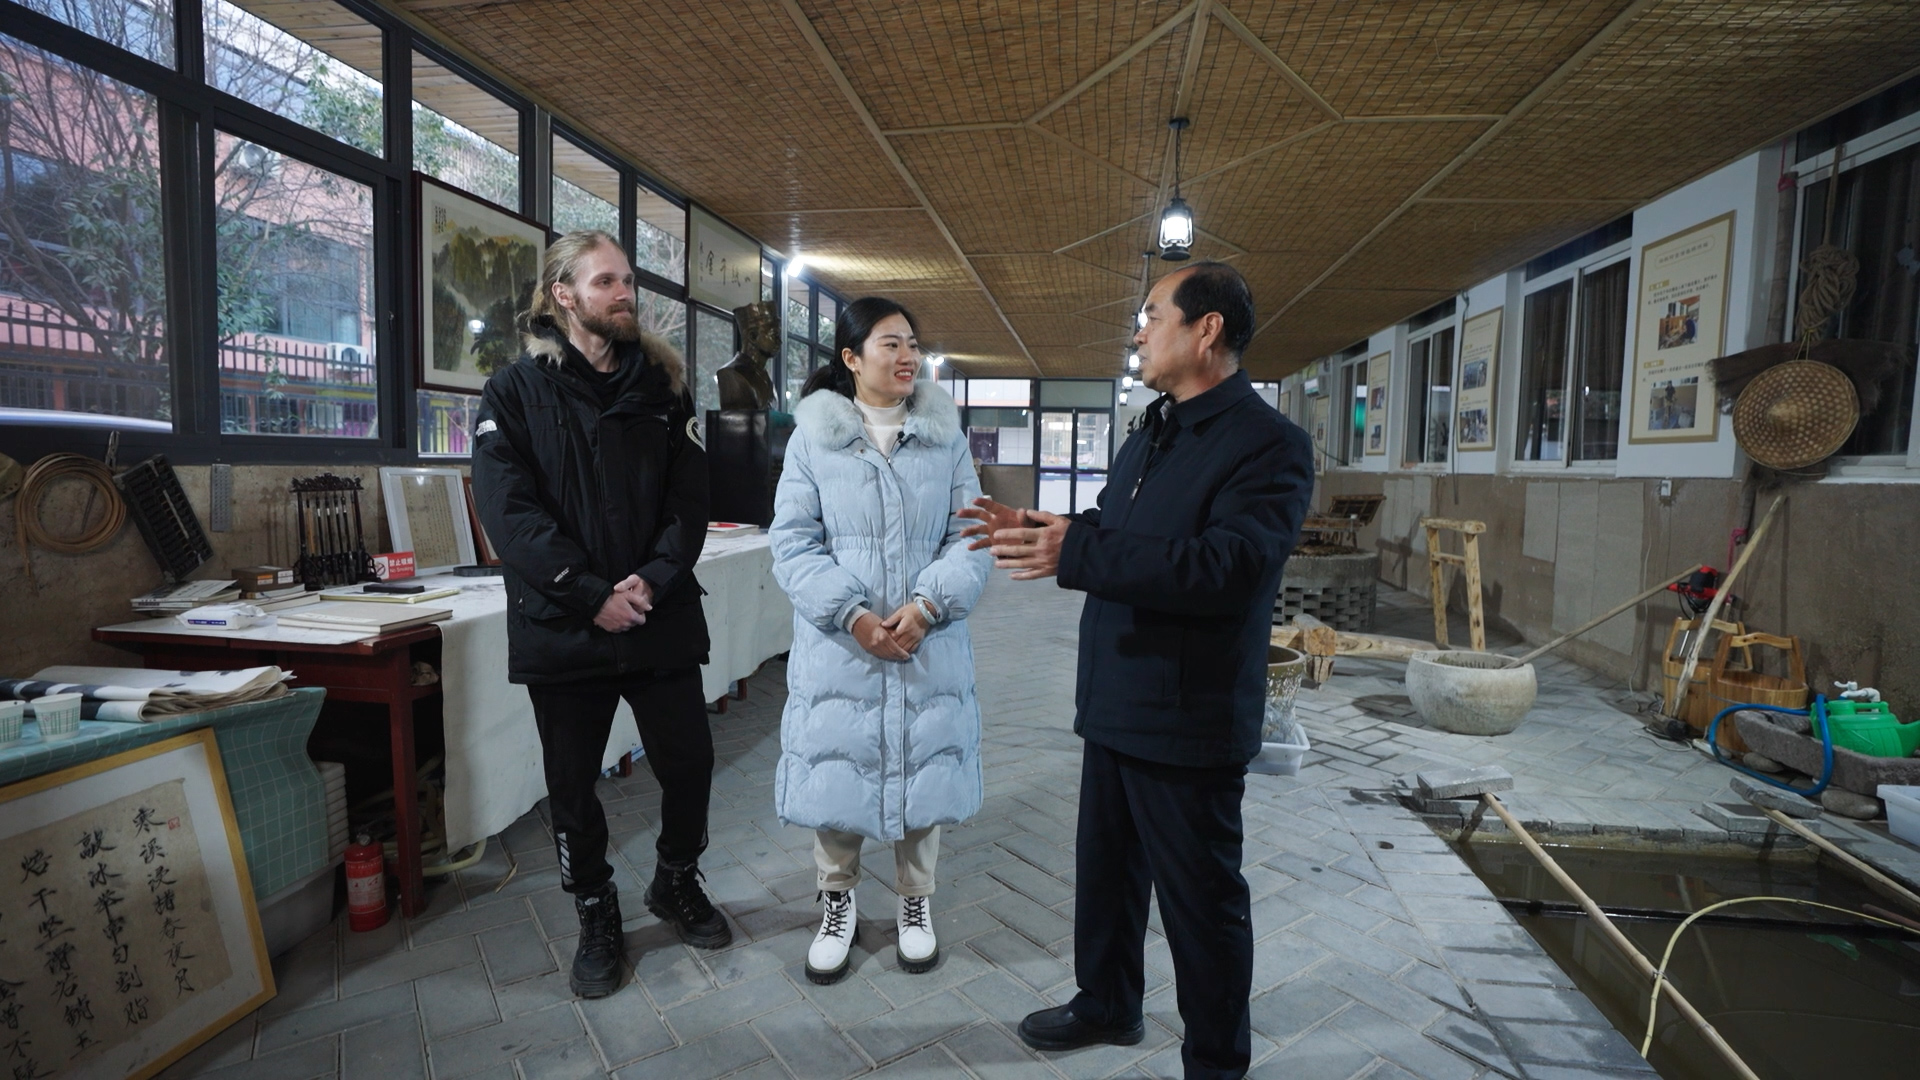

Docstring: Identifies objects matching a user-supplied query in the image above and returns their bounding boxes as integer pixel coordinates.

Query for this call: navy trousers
[1069,739,1254,1080]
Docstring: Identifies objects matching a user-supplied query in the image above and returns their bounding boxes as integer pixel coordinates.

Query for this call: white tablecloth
[100,532,793,850]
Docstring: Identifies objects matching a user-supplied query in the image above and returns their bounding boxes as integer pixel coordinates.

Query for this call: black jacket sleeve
[635,388,710,598]
[471,374,615,617]
[1056,423,1312,617]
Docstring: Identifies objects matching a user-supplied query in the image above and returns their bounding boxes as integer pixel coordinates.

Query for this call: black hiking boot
[569,884,625,998]
[645,861,732,949]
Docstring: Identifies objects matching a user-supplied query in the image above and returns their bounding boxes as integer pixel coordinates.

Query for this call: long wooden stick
[1480,795,1763,1080]
[1505,566,1703,667]
[1757,807,1920,913]
[1666,496,1785,720]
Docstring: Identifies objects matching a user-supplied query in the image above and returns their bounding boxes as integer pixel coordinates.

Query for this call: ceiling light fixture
[1122,375,1134,389]
[787,253,808,277]
[1158,116,1193,261]
[1127,352,1141,371]
[927,353,945,368]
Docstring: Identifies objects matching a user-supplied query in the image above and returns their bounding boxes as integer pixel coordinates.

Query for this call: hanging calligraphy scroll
[0,731,273,1080]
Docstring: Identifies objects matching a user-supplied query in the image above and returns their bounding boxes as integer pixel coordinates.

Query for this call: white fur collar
[794,380,963,451]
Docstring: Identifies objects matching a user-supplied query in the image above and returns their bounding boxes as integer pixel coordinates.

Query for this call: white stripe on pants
[814,826,940,897]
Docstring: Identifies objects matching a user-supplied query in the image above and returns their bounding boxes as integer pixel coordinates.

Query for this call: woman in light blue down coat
[771,296,989,986]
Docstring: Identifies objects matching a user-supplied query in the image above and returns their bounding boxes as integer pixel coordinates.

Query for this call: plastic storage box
[1881,785,1920,847]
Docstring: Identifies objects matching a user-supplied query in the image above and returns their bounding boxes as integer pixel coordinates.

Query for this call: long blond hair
[525,230,620,355]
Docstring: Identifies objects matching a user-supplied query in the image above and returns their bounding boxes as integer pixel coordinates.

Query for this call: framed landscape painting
[416,174,546,393]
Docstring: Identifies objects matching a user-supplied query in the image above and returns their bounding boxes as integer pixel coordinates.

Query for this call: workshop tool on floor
[1290,613,1340,684]
[1420,517,1486,651]
[1501,565,1703,668]
[1666,496,1785,724]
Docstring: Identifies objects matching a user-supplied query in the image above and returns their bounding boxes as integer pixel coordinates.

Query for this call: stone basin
[1405,650,1537,735]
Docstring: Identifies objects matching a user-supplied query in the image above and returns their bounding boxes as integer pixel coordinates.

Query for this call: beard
[576,305,641,343]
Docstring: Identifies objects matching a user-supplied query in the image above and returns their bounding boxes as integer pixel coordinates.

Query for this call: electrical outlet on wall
[1659,478,1673,502]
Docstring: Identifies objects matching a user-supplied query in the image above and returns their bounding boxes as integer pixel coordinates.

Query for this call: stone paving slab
[162,576,1705,1080]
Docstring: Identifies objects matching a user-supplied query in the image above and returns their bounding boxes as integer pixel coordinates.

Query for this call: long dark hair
[800,296,921,399]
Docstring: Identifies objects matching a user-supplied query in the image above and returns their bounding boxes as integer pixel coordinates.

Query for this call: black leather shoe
[1017,1004,1146,1051]
[645,861,733,949]
[568,884,625,998]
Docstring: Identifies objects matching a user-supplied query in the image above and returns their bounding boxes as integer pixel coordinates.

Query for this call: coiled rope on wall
[14,452,126,584]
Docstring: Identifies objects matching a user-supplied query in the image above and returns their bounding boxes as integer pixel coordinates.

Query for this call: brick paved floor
[161,576,1666,1080]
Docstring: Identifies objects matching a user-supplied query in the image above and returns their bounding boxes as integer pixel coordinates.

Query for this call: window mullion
[383,18,411,452]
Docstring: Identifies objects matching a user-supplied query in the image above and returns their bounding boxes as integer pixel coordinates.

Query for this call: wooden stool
[1421,517,1486,652]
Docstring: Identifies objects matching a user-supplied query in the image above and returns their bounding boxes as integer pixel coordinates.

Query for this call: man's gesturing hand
[852,611,912,661]
[957,497,1032,551]
[990,510,1068,580]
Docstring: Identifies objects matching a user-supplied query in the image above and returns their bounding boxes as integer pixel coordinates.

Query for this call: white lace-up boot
[897,894,938,973]
[806,889,857,984]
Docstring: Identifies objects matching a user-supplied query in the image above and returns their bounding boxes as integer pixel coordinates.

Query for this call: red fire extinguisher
[344,833,388,932]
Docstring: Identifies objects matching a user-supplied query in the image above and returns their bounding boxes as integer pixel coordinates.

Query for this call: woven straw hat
[1732,360,1858,469]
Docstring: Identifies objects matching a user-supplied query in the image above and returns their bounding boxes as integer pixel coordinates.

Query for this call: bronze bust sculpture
[717,300,779,410]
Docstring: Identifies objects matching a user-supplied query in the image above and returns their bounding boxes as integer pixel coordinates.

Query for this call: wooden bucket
[1662,617,1749,744]
[1707,632,1809,754]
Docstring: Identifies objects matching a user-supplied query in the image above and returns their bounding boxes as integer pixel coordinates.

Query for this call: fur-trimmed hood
[521,316,686,397]
[793,379,964,451]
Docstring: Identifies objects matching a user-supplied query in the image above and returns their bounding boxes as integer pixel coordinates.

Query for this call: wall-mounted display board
[1629,212,1734,444]
[0,730,273,1079]
[688,206,762,311]
[1455,308,1502,451]
[1365,352,1390,455]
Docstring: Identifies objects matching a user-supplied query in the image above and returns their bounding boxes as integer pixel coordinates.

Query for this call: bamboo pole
[1503,566,1703,667]
[1666,496,1785,720]
[1479,794,1763,1080]
[1757,807,1920,913]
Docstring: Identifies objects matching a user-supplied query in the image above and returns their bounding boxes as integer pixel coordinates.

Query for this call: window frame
[1509,240,1632,473]
[1787,114,1920,474]
[0,0,725,466]
[1401,321,1458,470]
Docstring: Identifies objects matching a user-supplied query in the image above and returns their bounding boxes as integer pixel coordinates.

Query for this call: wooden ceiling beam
[1025,2,1199,126]
[1210,4,1341,122]
[777,0,1041,375]
[1251,0,1663,342]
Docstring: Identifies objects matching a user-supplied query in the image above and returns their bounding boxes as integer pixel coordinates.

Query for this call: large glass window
[784,337,811,407]
[1335,357,1368,465]
[552,131,618,237]
[413,52,519,212]
[635,186,684,285]
[1516,259,1628,463]
[0,36,170,427]
[637,285,686,355]
[17,0,174,66]
[215,135,376,438]
[1403,328,1454,466]
[692,307,733,418]
[1798,140,1920,457]
[205,1,385,159]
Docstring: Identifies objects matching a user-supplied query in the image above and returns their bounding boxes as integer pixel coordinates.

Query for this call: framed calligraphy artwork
[0,730,273,1079]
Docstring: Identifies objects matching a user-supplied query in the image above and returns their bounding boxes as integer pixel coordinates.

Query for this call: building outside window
[1515,223,1631,464]
[1403,303,1456,467]
[964,379,1034,466]
[1332,349,1368,466]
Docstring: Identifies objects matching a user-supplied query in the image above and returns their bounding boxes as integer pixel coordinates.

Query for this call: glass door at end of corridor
[1037,409,1112,515]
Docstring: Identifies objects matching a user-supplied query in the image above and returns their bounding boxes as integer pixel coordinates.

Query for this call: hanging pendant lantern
[1159,117,1194,261]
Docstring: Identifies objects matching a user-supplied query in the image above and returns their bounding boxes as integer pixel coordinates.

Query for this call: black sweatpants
[1069,739,1253,1080]
[525,667,713,895]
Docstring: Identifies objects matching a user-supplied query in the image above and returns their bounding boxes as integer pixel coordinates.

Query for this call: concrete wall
[2,464,400,677]
[1319,469,1920,710]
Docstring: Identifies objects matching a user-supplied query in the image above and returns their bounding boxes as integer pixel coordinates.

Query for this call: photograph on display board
[0,731,273,1080]
[1364,352,1389,455]
[1629,213,1733,444]
[416,174,545,393]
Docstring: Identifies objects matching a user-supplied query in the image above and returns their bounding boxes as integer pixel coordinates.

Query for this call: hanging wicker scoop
[1731,360,1859,470]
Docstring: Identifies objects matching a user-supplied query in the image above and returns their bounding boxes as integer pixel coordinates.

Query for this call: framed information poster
[1365,352,1390,455]
[0,731,274,1080]
[1455,308,1501,451]
[1629,213,1734,444]
[688,206,762,311]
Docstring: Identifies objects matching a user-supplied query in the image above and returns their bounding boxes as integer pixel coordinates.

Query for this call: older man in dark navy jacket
[961,261,1312,1080]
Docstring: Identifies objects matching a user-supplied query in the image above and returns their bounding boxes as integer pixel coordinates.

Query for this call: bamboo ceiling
[384,0,1920,377]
